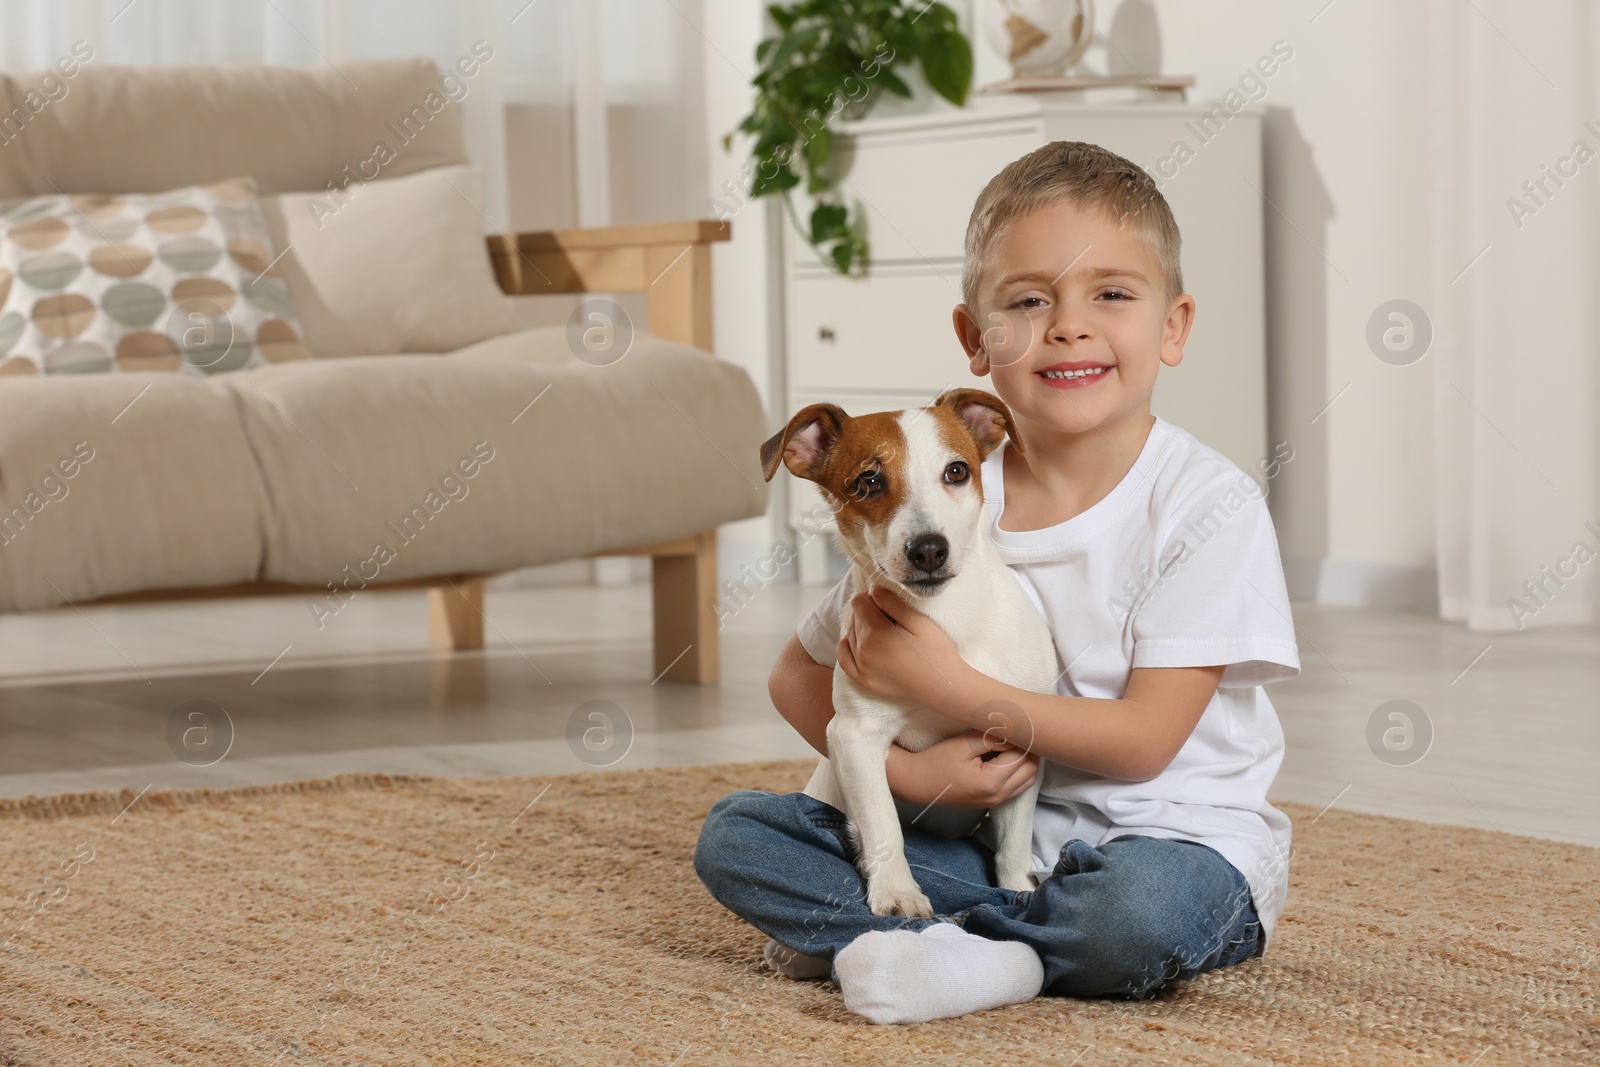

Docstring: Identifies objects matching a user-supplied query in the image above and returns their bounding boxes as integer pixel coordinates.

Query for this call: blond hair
[960,140,1183,310]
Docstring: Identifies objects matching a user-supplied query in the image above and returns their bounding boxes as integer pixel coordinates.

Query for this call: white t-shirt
[795,417,1301,951]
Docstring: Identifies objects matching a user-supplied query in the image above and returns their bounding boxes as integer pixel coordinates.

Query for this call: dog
[760,388,1060,917]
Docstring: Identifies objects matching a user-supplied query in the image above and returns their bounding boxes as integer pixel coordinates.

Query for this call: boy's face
[953,198,1195,441]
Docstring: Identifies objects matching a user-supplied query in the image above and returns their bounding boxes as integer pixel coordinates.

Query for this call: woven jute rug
[1,760,1595,1066]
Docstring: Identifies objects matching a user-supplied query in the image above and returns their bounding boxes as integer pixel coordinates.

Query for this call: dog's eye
[944,461,970,485]
[850,470,885,499]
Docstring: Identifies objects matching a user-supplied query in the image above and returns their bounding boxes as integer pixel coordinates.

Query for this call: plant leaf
[766,25,821,74]
[875,66,912,97]
[753,165,801,198]
[917,0,959,32]
[802,124,832,175]
[918,29,972,105]
[830,240,854,273]
[766,4,796,32]
[810,202,848,244]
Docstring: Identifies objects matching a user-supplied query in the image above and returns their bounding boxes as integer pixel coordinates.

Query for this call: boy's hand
[836,586,963,707]
[886,730,1040,810]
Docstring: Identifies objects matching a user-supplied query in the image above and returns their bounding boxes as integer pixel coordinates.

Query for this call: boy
[694,141,1300,1024]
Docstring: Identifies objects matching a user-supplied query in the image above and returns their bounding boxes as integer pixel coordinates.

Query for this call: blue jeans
[694,790,1264,999]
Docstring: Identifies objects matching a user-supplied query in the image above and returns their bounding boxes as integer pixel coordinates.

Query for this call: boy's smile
[954,198,1195,446]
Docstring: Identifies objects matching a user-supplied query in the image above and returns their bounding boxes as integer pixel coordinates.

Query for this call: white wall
[699,0,786,582]
[1146,0,1439,608]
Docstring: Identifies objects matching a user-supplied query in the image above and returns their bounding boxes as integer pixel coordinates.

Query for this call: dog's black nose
[904,534,949,574]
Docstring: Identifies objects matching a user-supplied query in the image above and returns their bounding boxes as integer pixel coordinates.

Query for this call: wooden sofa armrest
[486,219,731,351]
[476,218,735,682]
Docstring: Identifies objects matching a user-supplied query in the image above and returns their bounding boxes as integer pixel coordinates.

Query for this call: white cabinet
[780,92,1267,581]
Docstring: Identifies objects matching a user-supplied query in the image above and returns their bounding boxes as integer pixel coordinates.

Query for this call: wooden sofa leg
[429,580,485,650]
[651,530,718,684]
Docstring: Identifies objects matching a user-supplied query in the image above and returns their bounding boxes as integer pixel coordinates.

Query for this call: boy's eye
[1099,289,1132,301]
[850,470,885,499]
[1008,296,1047,310]
[944,461,970,485]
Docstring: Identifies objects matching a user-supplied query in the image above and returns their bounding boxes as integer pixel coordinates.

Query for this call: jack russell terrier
[761,388,1060,918]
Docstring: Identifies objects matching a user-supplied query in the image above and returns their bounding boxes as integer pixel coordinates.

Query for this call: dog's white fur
[793,406,1060,918]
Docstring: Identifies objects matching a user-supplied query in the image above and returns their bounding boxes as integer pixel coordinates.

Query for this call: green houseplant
[725,0,973,276]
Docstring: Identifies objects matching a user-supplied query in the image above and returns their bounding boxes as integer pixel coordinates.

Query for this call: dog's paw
[866,880,934,918]
[996,866,1038,893]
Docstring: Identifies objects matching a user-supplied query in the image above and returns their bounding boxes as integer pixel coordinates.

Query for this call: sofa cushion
[0,59,468,200]
[0,374,270,611]
[260,165,517,359]
[0,177,311,378]
[222,326,768,590]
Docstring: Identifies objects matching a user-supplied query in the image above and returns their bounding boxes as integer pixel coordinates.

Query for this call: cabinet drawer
[792,122,1041,266]
[787,266,970,397]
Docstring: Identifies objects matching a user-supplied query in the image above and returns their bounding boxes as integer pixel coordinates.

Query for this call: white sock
[762,938,832,980]
[834,922,1044,1024]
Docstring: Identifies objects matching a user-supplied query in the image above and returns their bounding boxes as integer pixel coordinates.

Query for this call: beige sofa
[0,59,767,683]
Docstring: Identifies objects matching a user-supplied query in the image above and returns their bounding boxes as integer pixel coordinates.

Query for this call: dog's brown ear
[759,403,849,482]
[934,388,1021,458]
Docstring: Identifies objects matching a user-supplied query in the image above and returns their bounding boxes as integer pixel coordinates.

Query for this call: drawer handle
[818,326,836,342]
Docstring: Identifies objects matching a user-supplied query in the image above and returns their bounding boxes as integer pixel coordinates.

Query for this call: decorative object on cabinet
[980,0,1096,80]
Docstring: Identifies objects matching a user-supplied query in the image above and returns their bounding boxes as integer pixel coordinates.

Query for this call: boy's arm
[768,634,1040,807]
[947,664,1225,782]
[768,634,834,756]
[837,589,1224,782]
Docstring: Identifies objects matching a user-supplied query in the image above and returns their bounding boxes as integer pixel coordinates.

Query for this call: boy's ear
[1161,292,1197,368]
[760,403,849,482]
[934,388,1021,458]
[952,304,990,376]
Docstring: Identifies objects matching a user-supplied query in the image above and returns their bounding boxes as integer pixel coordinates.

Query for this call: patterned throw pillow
[0,177,311,378]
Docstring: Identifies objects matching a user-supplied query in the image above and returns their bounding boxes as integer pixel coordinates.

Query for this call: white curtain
[1429,0,1600,632]
[0,0,709,233]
